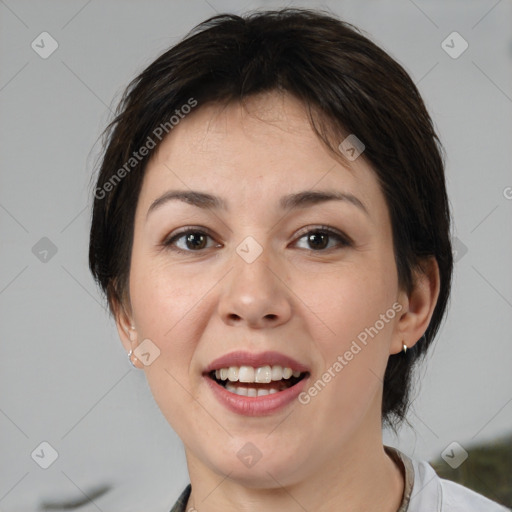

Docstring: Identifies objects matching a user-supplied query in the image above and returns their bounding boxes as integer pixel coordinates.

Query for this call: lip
[204,373,310,416]
[203,350,310,373]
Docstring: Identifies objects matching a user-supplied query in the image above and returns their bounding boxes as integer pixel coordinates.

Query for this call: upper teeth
[215,365,301,383]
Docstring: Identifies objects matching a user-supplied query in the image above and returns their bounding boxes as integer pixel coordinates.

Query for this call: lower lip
[204,375,309,416]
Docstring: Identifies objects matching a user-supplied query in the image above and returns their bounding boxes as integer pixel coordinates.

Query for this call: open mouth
[207,366,309,397]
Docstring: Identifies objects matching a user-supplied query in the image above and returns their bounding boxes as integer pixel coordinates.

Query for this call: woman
[88,8,509,512]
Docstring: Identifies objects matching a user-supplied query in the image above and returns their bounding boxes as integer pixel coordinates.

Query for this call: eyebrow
[146,189,369,220]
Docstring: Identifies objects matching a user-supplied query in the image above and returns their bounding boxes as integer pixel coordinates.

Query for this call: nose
[217,250,293,329]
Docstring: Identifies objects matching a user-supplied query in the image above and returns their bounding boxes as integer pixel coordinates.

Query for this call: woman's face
[118,92,411,486]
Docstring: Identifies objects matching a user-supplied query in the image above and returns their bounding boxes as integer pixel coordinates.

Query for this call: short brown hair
[88,8,453,430]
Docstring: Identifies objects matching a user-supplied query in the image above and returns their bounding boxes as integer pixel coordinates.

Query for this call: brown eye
[163,229,219,253]
[294,227,352,252]
[306,232,329,250]
[182,232,208,250]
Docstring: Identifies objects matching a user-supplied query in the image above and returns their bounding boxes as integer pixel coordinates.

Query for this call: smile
[209,365,308,396]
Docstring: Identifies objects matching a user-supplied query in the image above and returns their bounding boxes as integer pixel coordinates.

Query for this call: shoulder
[410,457,510,512]
[439,477,510,511]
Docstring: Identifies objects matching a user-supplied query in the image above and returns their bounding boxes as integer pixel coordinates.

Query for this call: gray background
[1,0,511,511]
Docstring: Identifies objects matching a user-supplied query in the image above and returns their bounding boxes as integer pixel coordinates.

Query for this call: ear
[114,298,133,352]
[111,294,142,364]
[390,256,441,355]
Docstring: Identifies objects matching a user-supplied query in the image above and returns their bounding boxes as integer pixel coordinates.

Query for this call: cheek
[130,256,201,338]
[296,259,396,340]
[302,259,397,394]
[128,259,205,406]
[129,261,205,434]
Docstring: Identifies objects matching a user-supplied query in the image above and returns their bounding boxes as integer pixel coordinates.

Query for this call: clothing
[169,445,510,511]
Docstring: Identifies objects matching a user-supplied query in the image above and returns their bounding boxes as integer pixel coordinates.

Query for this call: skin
[114,91,440,512]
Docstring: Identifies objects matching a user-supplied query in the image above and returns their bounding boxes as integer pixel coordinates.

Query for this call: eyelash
[160,225,352,255]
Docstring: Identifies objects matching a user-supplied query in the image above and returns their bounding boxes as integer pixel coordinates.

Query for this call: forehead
[138,92,385,219]
[157,93,333,167]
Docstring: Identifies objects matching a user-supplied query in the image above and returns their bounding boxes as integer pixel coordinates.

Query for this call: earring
[402,343,408,354]
[128,325,138,367]
[127,349,139,368]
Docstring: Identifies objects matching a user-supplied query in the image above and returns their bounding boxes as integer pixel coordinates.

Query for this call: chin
[204,445,310,488]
